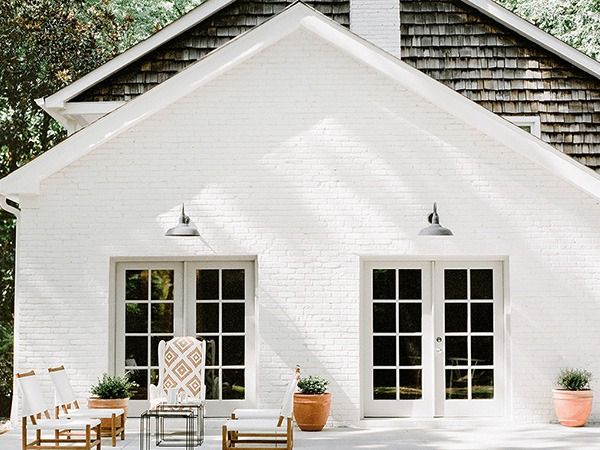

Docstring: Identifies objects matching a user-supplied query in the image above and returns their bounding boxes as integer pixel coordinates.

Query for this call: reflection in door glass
[399,369,422,399]
[472,369,494,399]
[373,369,396,400]
[445,369,468,399]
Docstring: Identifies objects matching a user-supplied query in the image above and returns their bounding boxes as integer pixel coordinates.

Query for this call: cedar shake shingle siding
[73,0,349,103]
[400,0,600,170]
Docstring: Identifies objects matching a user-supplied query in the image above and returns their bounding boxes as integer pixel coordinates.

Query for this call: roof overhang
[35,99,125,134]
[41,0,237,109]
[4,2,600,203]
[462,0,600,79]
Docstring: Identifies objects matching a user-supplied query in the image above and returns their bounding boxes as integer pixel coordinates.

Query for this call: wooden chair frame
[48,366,125,447]
[222,417,293,450]
[16,371,102,450]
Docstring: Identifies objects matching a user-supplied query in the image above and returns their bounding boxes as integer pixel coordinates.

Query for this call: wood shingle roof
[73,0,349,102]
[400,0,600,170]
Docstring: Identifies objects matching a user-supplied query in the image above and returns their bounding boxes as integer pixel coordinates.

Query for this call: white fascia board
[61,102,126,115]
[3,3,600,202]
[43,0,236,108]
[461,0,600,79]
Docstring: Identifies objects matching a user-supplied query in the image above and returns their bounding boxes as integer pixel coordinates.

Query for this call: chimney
[350,0,400,57]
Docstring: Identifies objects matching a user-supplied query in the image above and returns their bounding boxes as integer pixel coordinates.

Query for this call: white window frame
[112,258,256,417]
[505,116,541,138]
[361,258,508,418]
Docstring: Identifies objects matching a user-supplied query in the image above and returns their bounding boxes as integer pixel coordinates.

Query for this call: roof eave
[42,0,237,108]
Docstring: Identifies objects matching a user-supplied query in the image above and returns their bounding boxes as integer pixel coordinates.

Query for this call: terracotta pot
[88,397,128,432]
[293,393,331,431]
[552,389,593,427]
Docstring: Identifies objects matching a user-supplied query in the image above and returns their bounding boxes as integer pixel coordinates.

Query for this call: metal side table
[140,401,204,449]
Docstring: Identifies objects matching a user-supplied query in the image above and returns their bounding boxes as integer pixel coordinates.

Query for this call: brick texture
[15,28,600,424]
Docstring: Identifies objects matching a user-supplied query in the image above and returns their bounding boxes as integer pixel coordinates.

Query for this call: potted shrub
[88,373,137,431]
[293,375,331,431]
[553,368,593,427]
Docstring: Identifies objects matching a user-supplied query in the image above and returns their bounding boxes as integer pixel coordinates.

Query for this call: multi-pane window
[444,268,494,400]
[196,269,246,401]
[372,268,423,401]
[124,269,175,400]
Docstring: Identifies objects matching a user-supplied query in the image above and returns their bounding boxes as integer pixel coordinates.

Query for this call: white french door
[115,261,255,417]
[363,260,504,417]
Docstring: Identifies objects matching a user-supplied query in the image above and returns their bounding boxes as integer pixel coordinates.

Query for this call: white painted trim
[504,116,541,138]
[3,2,600,203]
[461,0,600,79]
[43,0,237,108]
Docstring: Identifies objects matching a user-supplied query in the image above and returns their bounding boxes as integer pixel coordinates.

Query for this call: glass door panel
[363,262,433,417]
[186,261,255,416]
[116,262,183,416]
[364,260,504,418]
[434,262,504,417]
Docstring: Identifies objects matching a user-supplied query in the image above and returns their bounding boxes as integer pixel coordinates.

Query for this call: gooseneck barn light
[418,202,453,236]
[165,204,200,237]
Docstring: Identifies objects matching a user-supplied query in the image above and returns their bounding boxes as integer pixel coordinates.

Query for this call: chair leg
[111,413,116,447]
[222,425,228,450]
[287,418,293,450]
[21,417,27,450]
[121,414,125,440]
[97,424,102,450]
[86,424,91,450]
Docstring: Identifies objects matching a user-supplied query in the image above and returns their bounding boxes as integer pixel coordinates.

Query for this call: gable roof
[37,0,600,112]
[3,2,600,201]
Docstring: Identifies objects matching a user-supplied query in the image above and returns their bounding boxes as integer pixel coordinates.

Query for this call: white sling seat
[231,366,300,420]
[222,366,298,450]
[30,418,101,430]
[232,408,280,419]
[224,419,289,433]
[17,370,102,450]
[62,407,125,418]
[49,365,126,446]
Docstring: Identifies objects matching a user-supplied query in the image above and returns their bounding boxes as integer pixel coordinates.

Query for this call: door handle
[436,337,443,343]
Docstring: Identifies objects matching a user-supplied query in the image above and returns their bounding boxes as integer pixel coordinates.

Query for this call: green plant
[297,376,328,395]
[556,368,592,391]
[90,373,138,399]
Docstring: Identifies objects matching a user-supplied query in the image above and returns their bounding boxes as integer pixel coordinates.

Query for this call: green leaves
[297,375,329,395]
[90,373,139,399]
[495,0,600,60]
[556,368,592,391]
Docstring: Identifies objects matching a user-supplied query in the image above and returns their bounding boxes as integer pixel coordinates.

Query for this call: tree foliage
[0,0,202,419]
[495,0,600,60]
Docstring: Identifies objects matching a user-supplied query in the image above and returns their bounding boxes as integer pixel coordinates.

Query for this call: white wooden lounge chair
[222,368,299,450]
[16,370,102,450]
[149,336,206,407]
[231,366,300,420]
[48,365,125,447]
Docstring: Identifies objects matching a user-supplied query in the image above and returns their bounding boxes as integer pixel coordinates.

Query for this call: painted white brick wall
[13,28,600,425]
[350,0,400,56]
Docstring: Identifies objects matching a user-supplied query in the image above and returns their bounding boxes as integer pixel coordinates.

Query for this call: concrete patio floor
[2,418,600,449]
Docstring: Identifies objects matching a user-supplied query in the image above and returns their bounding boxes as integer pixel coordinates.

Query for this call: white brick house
[2,1,600,425]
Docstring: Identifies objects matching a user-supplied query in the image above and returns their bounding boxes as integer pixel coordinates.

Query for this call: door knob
[436,337,442,343]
